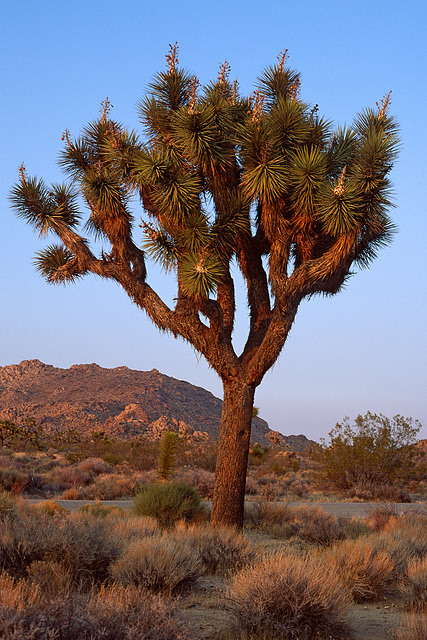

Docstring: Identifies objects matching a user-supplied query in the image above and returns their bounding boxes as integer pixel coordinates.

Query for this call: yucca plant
[11,45,400,528]
[157,430,179,482]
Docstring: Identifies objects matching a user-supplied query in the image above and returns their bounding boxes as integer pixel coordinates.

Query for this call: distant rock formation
[0,359,315,450]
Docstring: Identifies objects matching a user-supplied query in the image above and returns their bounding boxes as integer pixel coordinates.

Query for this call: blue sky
[1,0,426,441]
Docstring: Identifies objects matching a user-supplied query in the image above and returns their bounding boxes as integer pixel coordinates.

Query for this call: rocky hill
[0,360,315,449]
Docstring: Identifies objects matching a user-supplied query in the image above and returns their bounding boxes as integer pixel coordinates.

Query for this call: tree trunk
[210,378,255,529]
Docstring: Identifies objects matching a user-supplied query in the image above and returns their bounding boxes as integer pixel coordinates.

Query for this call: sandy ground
[48,499,426,519]
[28,498,426,638]
[176,576,425,640]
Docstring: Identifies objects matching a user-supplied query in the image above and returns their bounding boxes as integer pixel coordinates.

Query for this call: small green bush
[133,482,205,528]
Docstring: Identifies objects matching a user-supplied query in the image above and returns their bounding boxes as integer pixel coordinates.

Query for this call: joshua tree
[11,46,399,527]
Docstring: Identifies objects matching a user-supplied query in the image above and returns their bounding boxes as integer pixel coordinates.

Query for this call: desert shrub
[376,514,427,576]
[37,499,66,517]
[111,516,160,547]
[395,613,427,640]
[85,473,137,499]
[175,467,215,499]
[102,451,123,467]
[62,486,80,499]
[287,478,308,497]
[0,469,28,494]
[0,508,58,577]
[133,481,206,528]
[0,507,120,584]
[48,513,121,584]
[78,501,125,519]
[26,559,72,595]
[244,474,259,495]
[244,501,295,540]
[173,525,257,575]
[110,535,202,595]
[56,465,93,487]
[400,556,427,611]
[0,578,190,640]
[328,537,396,602]
[348,482,411,502]
[77,457,114,476]
[364,503,401,531]
[223,551,350,640]
[0,491,17,520]
[289,505,345,545]
[316,412,424,493]
[245,502,344,545]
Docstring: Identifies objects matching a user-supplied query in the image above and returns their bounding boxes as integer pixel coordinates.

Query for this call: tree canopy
[11,46,400,527]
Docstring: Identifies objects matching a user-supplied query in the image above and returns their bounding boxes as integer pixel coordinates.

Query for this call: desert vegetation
[0,414,425,504]
[0,493,425,639]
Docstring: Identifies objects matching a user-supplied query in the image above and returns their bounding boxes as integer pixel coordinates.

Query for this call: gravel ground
[28,498,426,518]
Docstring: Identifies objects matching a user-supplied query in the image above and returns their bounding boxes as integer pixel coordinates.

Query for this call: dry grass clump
[78,501,125,519]
[328,537,396,602]
[395,613,427,640]
[347,482,411,502]
[174,467,215,499]
[47,512,121,584]
[173,525,257,575]
[0,506,120,584]
[223,551,350,640]
[376,513,427,578]
[0,574,190,640]
[83,473,138,499]
[111,515,160,547]
[26,559,72,595]
[110,535,202,595]
[400,556,427,612]
[245,501,345,545]
[37,498,67,517]
[364,503,402,531]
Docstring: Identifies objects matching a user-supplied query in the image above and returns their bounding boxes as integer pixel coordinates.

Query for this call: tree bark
[210,378,255,529]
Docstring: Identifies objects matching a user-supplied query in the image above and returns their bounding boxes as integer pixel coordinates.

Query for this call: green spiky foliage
[157,430,179,482]
[11,47,399,528]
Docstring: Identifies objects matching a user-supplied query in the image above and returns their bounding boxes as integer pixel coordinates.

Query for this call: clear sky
[1,0,426,441]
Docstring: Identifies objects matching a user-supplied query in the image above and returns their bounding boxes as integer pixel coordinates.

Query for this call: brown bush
[77,457,114,476]
[348,482,411,502]
[0,576,190,640]
[224,551,350,639]
[110,535,202,595]
[111,516,160,547]
[174,467,215,499]
[395,613,427,640]
[172,525,257,575]
[62,486,80,499]
[364,503,401,531]
[245,502,344,545]
[328,537,396,602]
[400,556,427,612]
[0,508,120,584]
[26,559,72,595]
[289,505,345,545]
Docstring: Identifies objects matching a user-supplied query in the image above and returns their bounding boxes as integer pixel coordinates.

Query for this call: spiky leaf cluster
[11,49,399,322]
